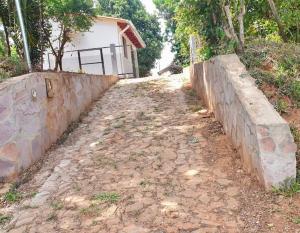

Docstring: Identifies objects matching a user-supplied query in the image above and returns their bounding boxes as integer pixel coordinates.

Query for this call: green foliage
[0,68,9,82]
[45,0,95,71]
[98,0,163,76]
[272,178,300,197]
[292,217,300,224]
[0,48,27,82]
[50,200,64,210]
[155,0,300,65]
[92,192,120,203]
[0,213,12,225]
[290,124,300,175]
[290,124,300,146]
[279,0,300,43]
[274,98,289,114]
[45,0,94,32]
[0,32,6,57]
[155,0,238,64]
[3,186,22,204]
[0,0,51,68]
[240,40,300,104]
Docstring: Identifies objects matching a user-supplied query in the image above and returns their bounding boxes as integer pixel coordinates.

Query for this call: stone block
[0,72,118,180]
[0,159,16,181]
[0,143,20,163]
[0,121,17,146]
[190,54,297,189]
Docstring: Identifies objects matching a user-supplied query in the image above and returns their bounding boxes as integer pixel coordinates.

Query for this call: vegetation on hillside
[241,40,300,171]
[97,0,163,77]
[241,40,300,107]
[154,0,299,65]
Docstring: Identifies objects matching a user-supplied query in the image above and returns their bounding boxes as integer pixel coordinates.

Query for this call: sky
[140,0,175,74]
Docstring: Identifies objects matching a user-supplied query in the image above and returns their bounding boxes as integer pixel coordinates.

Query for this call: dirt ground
[0,74,300,233]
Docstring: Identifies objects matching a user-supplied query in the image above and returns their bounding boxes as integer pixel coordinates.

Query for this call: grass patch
[240,40,300,105]
[50,200,64,210]
[274,98,289,114]
[292,217,300,224]
[0,213,12,225]
[46,212,58,221]
[3,186,22,204]
[80,204,101,216]
[290,124,300,145]
[272,178,300,197]
[92,192,120,203]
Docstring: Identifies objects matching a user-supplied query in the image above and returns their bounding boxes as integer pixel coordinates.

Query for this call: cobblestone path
[2,75,300,233]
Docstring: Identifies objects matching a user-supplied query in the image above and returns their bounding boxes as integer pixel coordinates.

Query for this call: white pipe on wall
[15,0,32,72]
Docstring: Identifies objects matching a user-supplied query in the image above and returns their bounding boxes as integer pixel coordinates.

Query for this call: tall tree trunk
[54,53,63,71]
[297,23,299,43]
[54,57,59,71]
[58,59,62,71]
[266,0,288,42]
[224,4,243,52]
[39,0,44,70]
[3,24,11,56]
[238,0,245,49]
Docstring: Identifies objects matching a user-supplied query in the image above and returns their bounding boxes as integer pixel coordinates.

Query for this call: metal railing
[46,45,135,78]
[77,48,105,75]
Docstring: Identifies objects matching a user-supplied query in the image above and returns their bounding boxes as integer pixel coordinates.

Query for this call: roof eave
[96,16,146,48]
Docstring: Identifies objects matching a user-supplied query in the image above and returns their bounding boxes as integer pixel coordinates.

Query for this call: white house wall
[44,18,135,76]
[117,28,134,77]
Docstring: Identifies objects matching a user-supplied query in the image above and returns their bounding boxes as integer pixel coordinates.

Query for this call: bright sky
[140,0,174,74]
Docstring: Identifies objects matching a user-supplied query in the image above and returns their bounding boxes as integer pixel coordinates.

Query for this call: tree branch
[266,0,288,42]
[238,0,245,48]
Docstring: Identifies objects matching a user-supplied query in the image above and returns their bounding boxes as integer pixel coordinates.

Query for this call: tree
[266,0,287,42]
[223,0,245,51]
[98,0,163,77]
[155,0,300,66]
[0,0,11,56]
[153,0,184,64]
[278,0,300,43]
[44,0,95,71]
[0,0,50,69]
[155,0,236,64]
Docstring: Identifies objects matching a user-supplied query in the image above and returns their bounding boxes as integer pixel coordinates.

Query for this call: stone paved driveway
[3,75,300,233]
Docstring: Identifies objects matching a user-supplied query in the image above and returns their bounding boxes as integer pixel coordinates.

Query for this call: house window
[122,36,128,58]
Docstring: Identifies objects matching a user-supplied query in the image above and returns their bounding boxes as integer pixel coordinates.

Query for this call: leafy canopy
[44,0,95,70]
[45,0,95,32]
[154,0,300,65]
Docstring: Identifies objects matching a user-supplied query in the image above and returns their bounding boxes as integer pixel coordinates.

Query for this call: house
[43,16,146,78]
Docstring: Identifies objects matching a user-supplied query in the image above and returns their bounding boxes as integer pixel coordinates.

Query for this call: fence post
[47,53,51,69]
[132,48,140,78]
[77,50,82,71]
[100,48,105,75]
[110,44,118,75]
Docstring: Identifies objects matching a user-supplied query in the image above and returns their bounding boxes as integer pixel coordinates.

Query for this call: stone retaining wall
[0,72,118,181]
[190,54,296,189]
